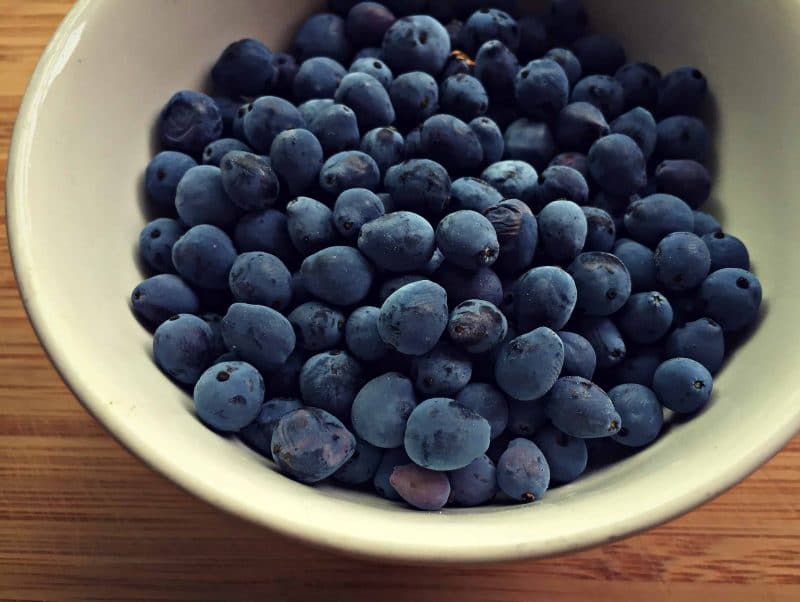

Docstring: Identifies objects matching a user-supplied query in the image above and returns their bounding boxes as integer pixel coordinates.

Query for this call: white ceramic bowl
[7,0,800,563]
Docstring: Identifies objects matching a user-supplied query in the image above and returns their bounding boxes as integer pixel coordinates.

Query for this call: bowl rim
[7,0,800,564]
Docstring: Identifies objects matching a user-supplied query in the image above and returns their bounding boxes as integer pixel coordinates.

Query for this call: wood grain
[1,1,798,600]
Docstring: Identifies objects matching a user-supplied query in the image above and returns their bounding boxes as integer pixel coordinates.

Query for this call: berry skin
[360,127,405,177]
[571,33,626,76]
[299,350,365,418]
[582,207,616,253]
[334,72,395,131]
[546,376,622,439]
[239,398,303,455]
[568,252,632,316]
[333,188,385,239]
[514,59,569,121]
[588,134,647,197]
[513,266,577,332]
[285,197,338,257]
[655,115,709,163]
[434,265,503,307]
[506,398,548,436]
[702,232,751,271]
[458,8,520,56]
[532,165,590,212]
[300,246,374,307]
[219,151,280,211]
[389,71,439,125]
[440,74,489,121]
[358,211,435,272]
[451,177,503,213]
[448,299,508,354]
[538,200,588,265]
[145,151,197,212]
[623,194,695,247]
[404,397,491,471]
[469,117,505,165]
[574,316,626,369]
[504,118,557,172]
[411,342,473,396]
[298,98,335,124]
[653,357,713,414]
[693,210,722,237]
[698,268,762,332]
[131,274,199,325]
[545,47,582,86]
[270,128,324,195]
[557,331,597,380]
[533,424,588,484]
[610,107,657,158]
[448,455,498,506]
[288,301,345,352]
[138,218,185,274]
[666,317,725,374]
[193,361,265,432]
[212,39,276,97]
[555,102,609,153]
[243,96,306,154]
[378,280,449,356]
[382,15,451,76]
[481,160,537,201]
[614,346,662,388]
[483,199,538,274]
[202,138,251,167]
[228,252,292,311]
[221,303,296,372]
[654,232,711,291]
[571,75,625,120]
[657,66,708,117]
[373,448,410,500]
[349,58,394,90]
[655,159,711,208]
[497,438,550,503]
[172,225,238,291]
[494,327,564,401]
[475,40,520,103]
[617,291,674,344]
[436,210,500,271]
[293,13,352,64]
[319,150,381,195]
[351,372,417,448]
[159,91,223,156]
[454,382,509,440]
[390,464,451,510]
[614,62,661,110]
[153,314,215,386]
[333,437,383,485]
[384,159,451,215]
[608,383,663,447]
[271,408,356,483]
[345,306,390,362]
[346,2,396,47]
[175,165,239,229]
[309,104,360,156]
[420,114,484,172]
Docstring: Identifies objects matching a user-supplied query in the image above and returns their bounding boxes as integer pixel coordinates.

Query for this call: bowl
[7,0,800,563]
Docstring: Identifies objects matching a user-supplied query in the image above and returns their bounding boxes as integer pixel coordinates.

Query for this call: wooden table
[1,1,798,600]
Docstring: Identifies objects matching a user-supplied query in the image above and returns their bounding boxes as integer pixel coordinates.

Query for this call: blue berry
[309,104,360,157]
[293,13,352,64]
[298,98,335,124]
[653,357,713,414]
[300,246,374,306]
[483,199,537,274]
[469,117,505,165]
[571,75,625,120]
[545,47,582,86]
[420,114,484,172]
[332,188,384,240]
[657,66,707,117]
[654,231,711,291]
[172,225,237,290]
[574,316,626,368]
[450,177,503,212]
[390,463,451,510]
[475,40,520,102]
[384,159,451,214]
[557,330,596,380]
[411,342,472,396]
[582,207,616,253]
[270,128,324,195]
[131,274,199,325]
[333,437,383,485]
[588,134,646,196]
[145,151,197,212]
[533,424,588,483]
[436,210,499,270]
[546,376,621,438]
[534,167,590,211]
[441,50,473,79]
[614,346,662,387]
[614,62,661,111]
[608,384,663,447]
[379,274,427,303]
[175,165,239,229]
[319,150,380,195]
[404,397,491,471]
[267,350,304,397]
[373,447,410,499]
[459,8,520,56]
[448,454,497,506]
[495,327,564,401]
[378,280,448,356]
[624,194,694,247]
[571,34,625,76]
[504,118,557,171]
[506,398,547,436]
[271,408,356,482]
[288,302,345,352]
[202,138,251,167]
[222,303,295,372]
[213,96,242,138]
[702,232,750,271]
[153,314,214,385]
[138,217,185,274]
[568,252,632,316]
[285,197,338,256]
[352,372,416,448]
[440,74,489,121]
[610,107,657,158]
[513,266,577,331]
[382,15,451,75]
[497,438,550,503]
[538,200,588,265]
[212,39,276,97]
[481,160,537,201]
[448,299,507,354]
[231,103,249,141]
[243,96,306,154]
[549,0,588,43]
[354,47,384,61]
[389,71,439,125]
[693,210,721,237]
[555,102,609,153]
[346,2,396,47]
[193,361,265,431]
[219,151,280,211]
[299,350,365,417]
[515,59,569,121]
[239,397,303,455]
[666,317,725,374]
[655,115,709,162]
[434,265,503,307]
[698,268,762,332]
[454,382,509,440]
[335,72,395,130]
[360,127,404,176]
[549,151,589,178]
[233,209,293,261]
[271,52,299,97]
[617,291,674,344]
[293,57,347,102]
[358,211,435,272]
[159,90,223,156]
[228,252,292,310]
[655,159,711,209]
[345,306,390,361]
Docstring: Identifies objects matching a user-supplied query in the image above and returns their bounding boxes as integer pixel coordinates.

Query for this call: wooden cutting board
[1,2,798,600]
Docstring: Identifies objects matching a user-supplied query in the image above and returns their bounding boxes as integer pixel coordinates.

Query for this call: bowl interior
[8,0,800,562]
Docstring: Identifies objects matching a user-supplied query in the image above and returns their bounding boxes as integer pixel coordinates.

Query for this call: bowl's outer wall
[7,0,800,562]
